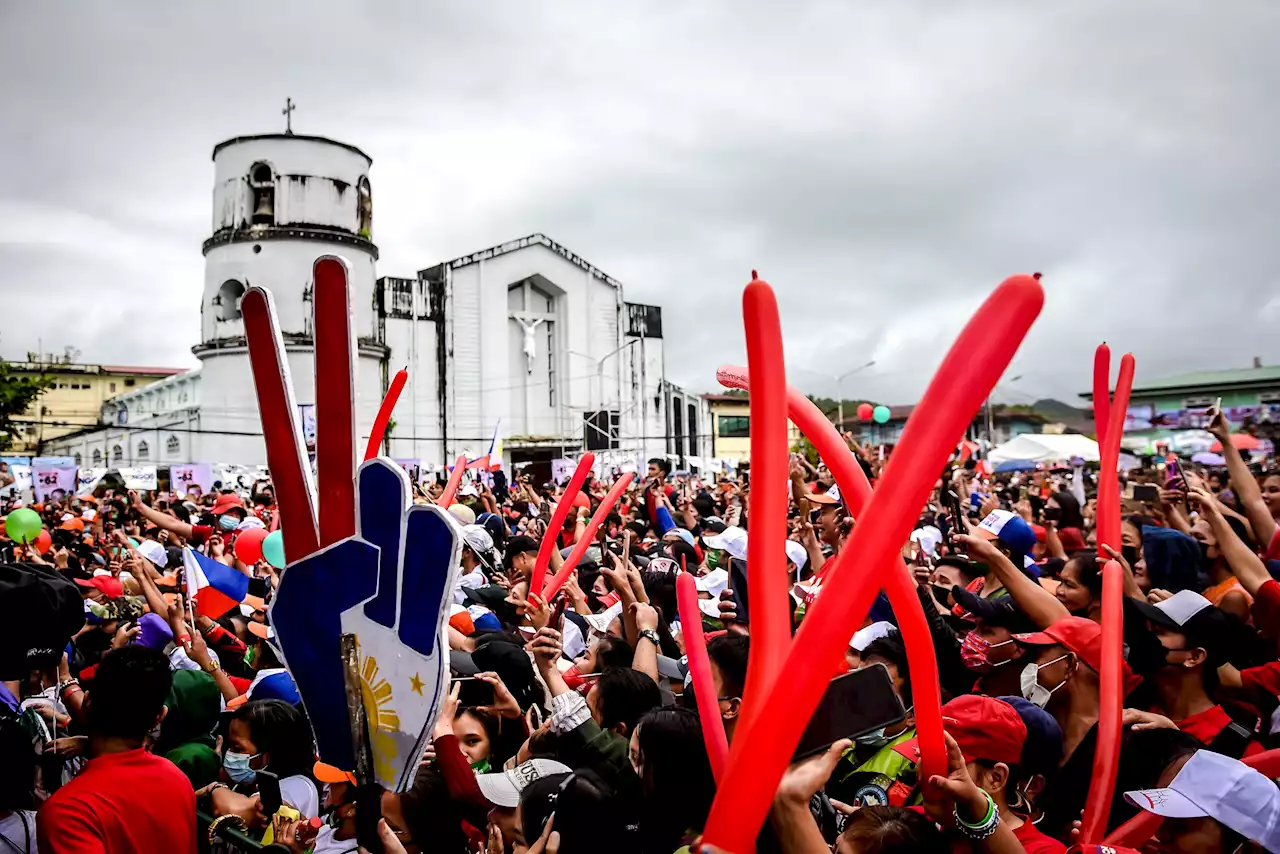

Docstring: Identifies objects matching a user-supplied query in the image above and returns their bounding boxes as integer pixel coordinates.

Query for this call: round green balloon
[263,530,286,569]
[4,507,43,545]
[872,404,891,424]
[129,537,140,548]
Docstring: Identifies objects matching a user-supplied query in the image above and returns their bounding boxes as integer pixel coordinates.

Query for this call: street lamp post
[835,360,877,430]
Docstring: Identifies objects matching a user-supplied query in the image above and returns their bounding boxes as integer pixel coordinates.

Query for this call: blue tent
[994,459,1037,473]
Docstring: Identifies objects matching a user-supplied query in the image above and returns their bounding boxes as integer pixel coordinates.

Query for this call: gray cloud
[3,1,1279,407]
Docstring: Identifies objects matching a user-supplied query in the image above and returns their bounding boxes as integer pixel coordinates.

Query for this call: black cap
[951,587,1038,635]
[0,562,85,679]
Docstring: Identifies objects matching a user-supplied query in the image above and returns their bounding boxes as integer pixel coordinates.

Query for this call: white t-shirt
[0,811,38,853]
[311,825,359,854]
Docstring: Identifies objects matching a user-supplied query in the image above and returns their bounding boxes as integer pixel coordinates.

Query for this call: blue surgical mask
[218,515,240,532]
[223,750,259,784]
[855,727,892,748]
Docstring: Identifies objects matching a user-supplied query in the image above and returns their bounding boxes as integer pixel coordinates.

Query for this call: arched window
[215,279,246,321]
[166,435,181,458]
[74,452,82,467]
[111,444,123,464]
[137,440,150,461]
[92,449,102,465]
[249,161,275,226]
[357,176,373,238]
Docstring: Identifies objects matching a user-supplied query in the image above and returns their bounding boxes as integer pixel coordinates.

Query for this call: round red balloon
[573,492,591,509]
[34,529,52,554]
[234,527,269,564]
[856,402,874,421]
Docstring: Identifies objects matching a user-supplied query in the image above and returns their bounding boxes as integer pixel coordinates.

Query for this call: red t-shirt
[1174,704,1265,757]
[188,523,214,545]
[38,748,197,854]
[1014,820,1066,853]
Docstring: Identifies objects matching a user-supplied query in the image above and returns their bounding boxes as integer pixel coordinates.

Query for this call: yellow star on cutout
[410,673,424,696]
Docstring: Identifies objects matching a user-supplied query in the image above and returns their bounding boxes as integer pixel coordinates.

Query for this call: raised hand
[246,258,461,792]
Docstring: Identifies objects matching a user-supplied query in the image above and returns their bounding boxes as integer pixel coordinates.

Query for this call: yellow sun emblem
[358,653,401,782]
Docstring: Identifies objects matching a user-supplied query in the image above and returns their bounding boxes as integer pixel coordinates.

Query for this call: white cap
[237,516,266,531]
[476,758,573,808]
[784,540,808,572]
[694,568,730,598]
[1125,749,1280,851]
[458,483,480,497]
[135,539,168,568]
[850,621,896,651]
[448,504,476,526]
[911,525,943,557]
[704,526,748,561]
[583,601,624,634]
[461,524,494,563]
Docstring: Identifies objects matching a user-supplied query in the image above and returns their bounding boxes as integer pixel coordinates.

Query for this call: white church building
[48,128,712,484]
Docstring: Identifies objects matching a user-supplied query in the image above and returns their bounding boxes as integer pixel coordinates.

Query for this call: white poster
[550,457,574,485]
[77,468,108,496]
[170,463,214,497]
[119,466,159,491]
[33,464,78,503]
[5,464,32,497]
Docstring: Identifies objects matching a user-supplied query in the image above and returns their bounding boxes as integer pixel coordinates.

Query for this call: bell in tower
[249,161,275,227]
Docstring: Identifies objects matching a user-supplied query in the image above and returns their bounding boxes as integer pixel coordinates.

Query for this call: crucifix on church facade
[282,97,296,134]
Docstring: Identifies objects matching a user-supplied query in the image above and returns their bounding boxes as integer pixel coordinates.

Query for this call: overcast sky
[3,2,1279,407]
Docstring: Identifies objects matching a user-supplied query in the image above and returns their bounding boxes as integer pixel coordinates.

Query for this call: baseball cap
[850,621,896,652]
[703,526,748,561]
[694,567,730,597]
[1129,590,1231,661]
[1014,616,1136,689]
[58,517,85,533]
[1124,749,1280,851]
[75,575,125,599]
[807,485,841,506]
[461,524,495,568]
[895,695,1026,766]
[702,516,728,534]
[227,667,302,709]
[211,493,246,516]
[458,483,480,498]
[951,587,1038,634]
[997,695,1064,775]
[135,539,168,569]
[476,758,573,808]
[448,504,476,526]
[975,510,1038,557]
[784,540,808,571]
[314,761,357,785]
[911,525,943,557]
[1057,527,1087,552]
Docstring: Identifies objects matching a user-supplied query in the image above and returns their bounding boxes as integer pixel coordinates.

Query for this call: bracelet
[207,813,248,843]
[953,791,1000,840]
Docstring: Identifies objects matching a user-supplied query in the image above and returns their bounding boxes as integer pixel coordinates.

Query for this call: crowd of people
[4,406,1280,853]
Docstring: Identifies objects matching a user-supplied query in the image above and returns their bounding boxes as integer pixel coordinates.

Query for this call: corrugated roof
[1082,365,1280,399]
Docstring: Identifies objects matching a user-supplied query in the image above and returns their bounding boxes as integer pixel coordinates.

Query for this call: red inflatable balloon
[701,275,1044,854]
[677,571,729,781]
[364,367,409,462]
[34,529,52,554]
[234,527,270,565]
[716,363,947,785]
[438,455,468,508]
[573,492,591,509]
[1096,354,1135,560]
[856,402,874,421]
[1093,343,1112,451]
[529,453,595,605]
[542,473,635,601]
[734,279,791,740]
[1080,560,1125,843]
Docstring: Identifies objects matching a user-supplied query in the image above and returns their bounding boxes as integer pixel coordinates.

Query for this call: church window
[111,444,123,463]
[166,435,181,457]
[249,162,275,226]
[357,176,372,238]
[215,279,247,321]
[92,449,102,465]
[73,453,82,466]
[137,440,149,461]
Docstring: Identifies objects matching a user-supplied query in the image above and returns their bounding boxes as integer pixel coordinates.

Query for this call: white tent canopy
[988,433,1099,465]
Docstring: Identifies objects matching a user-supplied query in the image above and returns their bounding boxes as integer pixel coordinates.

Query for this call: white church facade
[48,129,712,484]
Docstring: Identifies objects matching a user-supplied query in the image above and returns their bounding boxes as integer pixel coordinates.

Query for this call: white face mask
[1020,654,1071,708]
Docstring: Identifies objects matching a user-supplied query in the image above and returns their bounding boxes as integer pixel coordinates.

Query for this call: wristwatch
[638,628,661,647]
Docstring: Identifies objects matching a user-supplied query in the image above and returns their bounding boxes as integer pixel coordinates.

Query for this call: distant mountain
[1030,398,1094,432]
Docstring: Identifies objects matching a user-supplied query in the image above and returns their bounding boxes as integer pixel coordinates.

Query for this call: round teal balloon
[4,507,43,545]
[262,530,286,569]
[129,537,140,548]
[872,404,891,424]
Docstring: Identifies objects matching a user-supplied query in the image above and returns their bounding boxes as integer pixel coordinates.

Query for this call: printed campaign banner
[33,464,78,503]
[119,466,158,491]
[4,464,31,497]
[170,463,214,497]
[77,468,108,496]
[392,459,422,484]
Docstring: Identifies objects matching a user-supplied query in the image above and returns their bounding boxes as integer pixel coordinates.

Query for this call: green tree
[0,361,54,452]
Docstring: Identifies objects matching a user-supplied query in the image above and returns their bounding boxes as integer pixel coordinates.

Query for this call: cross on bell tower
[282,97,296,135]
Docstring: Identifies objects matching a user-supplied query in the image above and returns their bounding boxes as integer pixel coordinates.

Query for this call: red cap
[1031,524,1047,544]
[59,517,85,532]
[211,493,246,516]
[893,695,1026,766]
[1015,616,1124,682]
[75,575,124,598]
